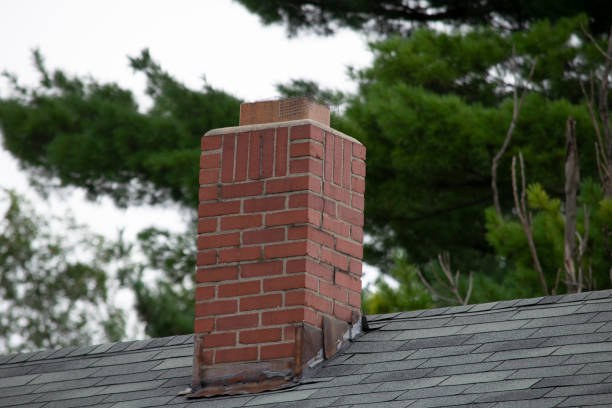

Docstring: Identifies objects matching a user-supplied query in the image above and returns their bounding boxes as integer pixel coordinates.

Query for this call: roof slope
[1,290,612,408]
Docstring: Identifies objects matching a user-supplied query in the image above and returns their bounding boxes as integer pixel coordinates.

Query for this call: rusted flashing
[323,316,349,360]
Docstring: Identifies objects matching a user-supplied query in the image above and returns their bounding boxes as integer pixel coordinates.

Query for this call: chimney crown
[239,97,330,126]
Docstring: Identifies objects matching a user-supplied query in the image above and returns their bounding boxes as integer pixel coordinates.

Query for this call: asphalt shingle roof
[1,290,612,408]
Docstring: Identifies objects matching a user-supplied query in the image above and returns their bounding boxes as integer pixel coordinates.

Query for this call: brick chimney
[191,98,366,397]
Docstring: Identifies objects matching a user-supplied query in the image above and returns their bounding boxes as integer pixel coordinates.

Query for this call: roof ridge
[0,334,194,365]
[366,288,612,323]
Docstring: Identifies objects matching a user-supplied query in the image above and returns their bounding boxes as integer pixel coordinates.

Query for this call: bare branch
[512,155,549,295]
[491,55,538,216]
[563,117,580,293]
[415,268,455,303]
[580,23,612,61]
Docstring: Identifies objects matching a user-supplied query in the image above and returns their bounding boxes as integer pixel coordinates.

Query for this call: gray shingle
[152,356,192,370]
[0,373,38,388]
[0,364,35,378]
[508,364,582,379]
[309,383,380,399]
[463,379,540,394]
[92,351,160,367]
[392,326,464,340]
[344,341,405,354]
[469,302,498,313]
[334,391,404,405]
[493,355,570,370]
[407,344,478,359]
[354,359,425,374]
[431,362,501,377]
[313,364,362,377]
[363,368,435,384]
[538,332,610,347]
[577,301,612,313]
[28,357,97,374]
[473,338,546,353]
[565,350,612,364]
[33,385,107,402]
[353,330,399,342]
[439,370,513,386]
[0,393,40,407]
[342,351,413,364]
[446,311,518,327]
[463,328,537,344]
[474,387,553,403]
[33,377,102,393]
[109,396,175,408]
[457,320,528,335]
[521,312,596,328]
[374,376,446,392]
[553,341,612,355]
[95,370,162,386]
[396,384,471,400]
[589,311,612,323]
[368,312,403,321]
[529,321,604,338]
[546,382,612,397]
[420,352,491,368]
[399,334,472,350]
[490,397,566,408]
[514,297,543,307]
[92,361,161,377]
[407,394,477,407]
[534,373,608,388]
[557,393,612,407]
[381,318,451,331]
[576,361,612,375]
[486,346,557,361]
[29,367,100,384]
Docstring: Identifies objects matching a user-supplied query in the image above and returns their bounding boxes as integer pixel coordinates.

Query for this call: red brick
[333,136,342,185]
[262,129,274,178]
[197,250,216,266]
[321,248,349,270]
[288,226,334,248]
[249,131,261,179]
[322,215,350,237]
[195,285,215,300]
[200,153,221,170]
[343,139,352,188]
[338,205,364,226]
[323,183,350,204]
[334,303,353,322]
[199,169,220,185]
[286,290,332,313]
[243,228,285,244]
[290,141,324,160]
[222,134,236,183]
[198,201,240,217]
[219,246,261,263]
[264,274,318,292]
[202,135,222,151]
[197,232,239,249]
[264,241,319,259]
[194,318,214,333]
[323,199,336,217]
[266,176,321,194]
[220,214,262,231]
[350,259,362,276]
[290,158,323,176]
[275,127,288,177]
[201,350,213,365]
[336,271,362,292]
[266,209,320,227]
[351,226,364,243]
[202,332,236,348]
[240,328,282,344]
[261,342,295,360]
[222,181,263,198]
[198,218,217,233]
[199,186,218,201]
[349,290,361,307]
[320,280,348,302]
[336,237,363,258]
[351,193,364,211]
[352,176,366,194]
[235,132,250,181]
[284,325,295,340]
[352,159,366,177]
[286,259,333,281]
[215,346,257,363]
[196,266,238,283]
[196,299,237,316]
[244,196,286,213]
[216,313,259,330]
[353,143,366,160]
[262,308,305,325]
[218,280,260,298]
[292,124,324,142]
[240,293,283,311]
[324,133,333,181]
[242,261,283,278]
[289,193,323,211]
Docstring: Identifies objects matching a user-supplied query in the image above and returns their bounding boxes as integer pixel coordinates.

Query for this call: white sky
[0,0,381,340]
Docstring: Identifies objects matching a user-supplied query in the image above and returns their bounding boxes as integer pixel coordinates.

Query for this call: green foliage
[363,252,433,314]
[113,227,196,337]
[236,0,612,36]
[0,189,125,352]
[0,49,240,209]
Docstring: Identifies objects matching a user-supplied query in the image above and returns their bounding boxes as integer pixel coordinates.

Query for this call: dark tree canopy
[237,0,612,36]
